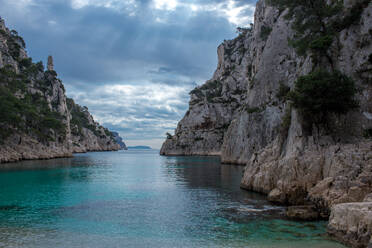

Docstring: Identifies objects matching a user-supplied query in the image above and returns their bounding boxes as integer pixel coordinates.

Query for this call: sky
[0,0,257,149]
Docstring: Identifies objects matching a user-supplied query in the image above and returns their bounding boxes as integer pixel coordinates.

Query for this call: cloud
[66,82,193,147]
[70,0,138,11]
[153,0,178,11]
[0,0,257,148]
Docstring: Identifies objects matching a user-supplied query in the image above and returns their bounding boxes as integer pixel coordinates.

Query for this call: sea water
[0,150,346,248]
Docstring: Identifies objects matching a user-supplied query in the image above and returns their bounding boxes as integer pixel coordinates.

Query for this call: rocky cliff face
[238,0,372,222]
[111,132,128,150]
[0,18,120,163]
[328,195,372,248]
[161,0,372,247]
[67,98,121,153]
[160,30,249,156]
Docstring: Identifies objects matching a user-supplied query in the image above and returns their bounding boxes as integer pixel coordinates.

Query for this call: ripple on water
[0,151,347,248]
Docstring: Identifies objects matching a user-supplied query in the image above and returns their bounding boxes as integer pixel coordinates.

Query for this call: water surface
[0,150,346,247]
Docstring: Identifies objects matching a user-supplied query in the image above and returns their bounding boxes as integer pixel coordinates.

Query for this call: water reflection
[0,157,75,171]
[0,150,346,248]
[161,155,278,217]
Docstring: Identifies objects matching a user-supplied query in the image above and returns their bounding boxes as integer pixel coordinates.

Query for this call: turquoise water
[0,150,346,248]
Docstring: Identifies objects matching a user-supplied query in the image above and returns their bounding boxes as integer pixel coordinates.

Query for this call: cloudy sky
[0,0,257,148]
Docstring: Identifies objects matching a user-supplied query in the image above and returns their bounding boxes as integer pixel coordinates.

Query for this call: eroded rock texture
[0,18,120,163]
[161,0,372,246]
[328,201,372,248]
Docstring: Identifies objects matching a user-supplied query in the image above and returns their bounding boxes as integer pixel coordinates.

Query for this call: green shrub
[0,87,23,126]
[0,66,27,92]
[166,132,173,139]
[25,61,44,77]
[19,58,33,69]
[288,70,358,124]
[8,39,21,59]
[260,25,272,41]
[190,80,223,103]
[200,80,222,91]
[247,64,253,77]
[41,116,65,131]
[268,0,343,59]
[104,128,113,137]
[363,128,372,139]
[0,84,66,142]
[280,107,292,137]
[220,123,230,129]
[189,88,204,98]
[276,82,290,100]
[236,27,251,39]
[246,107,261,113]
[0,63,68,142]
[334,0,370,31]
[67,99,102,137]
[309,35,334,52]
[10,30,25,48]
[46,70,57,77]
[269,0,369,61]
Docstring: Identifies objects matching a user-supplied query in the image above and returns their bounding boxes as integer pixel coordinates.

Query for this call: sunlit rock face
[161,0,372,246]
[0,18,120,163]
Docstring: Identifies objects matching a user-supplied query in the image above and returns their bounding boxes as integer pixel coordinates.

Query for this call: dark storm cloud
[0,0,257,148]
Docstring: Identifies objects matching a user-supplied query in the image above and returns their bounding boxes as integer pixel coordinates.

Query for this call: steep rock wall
[161,0,372,246]
[240,0,372,209]
[0,18,120,163]
[160,30,250,155]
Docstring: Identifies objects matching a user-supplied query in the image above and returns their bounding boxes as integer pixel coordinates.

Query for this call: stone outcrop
[112,132,128,150]
[238,0,372,215]
[47,55,54,71]
[161,0,372,247]
[286,205,321,221]
[67,99,121,153]
[160,29,249,156]
[328,202,372,248]
[0,17,121,163]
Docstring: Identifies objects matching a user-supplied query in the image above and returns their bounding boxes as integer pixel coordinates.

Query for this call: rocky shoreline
[328,200,372,248]
[161,0,372,247]
[0,18,122,164]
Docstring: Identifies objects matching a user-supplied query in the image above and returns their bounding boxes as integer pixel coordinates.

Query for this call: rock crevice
[161,0,372,247]
[0,17,122,163]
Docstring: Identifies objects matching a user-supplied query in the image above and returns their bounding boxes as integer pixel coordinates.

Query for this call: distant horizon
[0,0,257,149]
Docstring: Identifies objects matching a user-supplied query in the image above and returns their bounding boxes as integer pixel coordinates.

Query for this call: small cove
[0,150,346,248]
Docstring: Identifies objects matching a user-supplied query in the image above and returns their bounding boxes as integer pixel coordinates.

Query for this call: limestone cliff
[237,1,372,236]
[160,30,249,156]
[0,18,120,163]
[238,0,372,207]
[161,0,372,247]
[111,132,128,150]
[67,98,121,153]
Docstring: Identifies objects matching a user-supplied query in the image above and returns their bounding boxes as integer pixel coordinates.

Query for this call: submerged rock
[286,205,320,221]
[161,0,372,246]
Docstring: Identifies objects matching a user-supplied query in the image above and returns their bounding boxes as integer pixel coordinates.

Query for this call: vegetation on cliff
[0,18,121,161]
[0,64,66,143]
[67,97,114,139]
[268,0,369,61]
[288,70,358,125]
[268,0,366,131]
